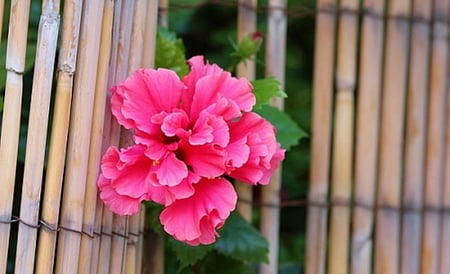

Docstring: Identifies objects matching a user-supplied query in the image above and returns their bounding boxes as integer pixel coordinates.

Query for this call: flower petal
[154,153,188,187]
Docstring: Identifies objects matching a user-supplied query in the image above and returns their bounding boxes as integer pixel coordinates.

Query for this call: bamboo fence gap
[400,1,431,274]
[14,1,60,273]
[0,0,32,272]
[305,0,336,273]
[235,0,257,223]
[374,1,411,273]
[421,0,449,272]
[54,1,105,273]
[35,1,83,273]
[351,1,384,274]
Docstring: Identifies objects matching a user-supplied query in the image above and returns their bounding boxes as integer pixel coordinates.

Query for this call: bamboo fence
[0,1,449,274]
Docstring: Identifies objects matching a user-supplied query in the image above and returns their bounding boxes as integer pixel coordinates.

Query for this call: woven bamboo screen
[306,0,450,274]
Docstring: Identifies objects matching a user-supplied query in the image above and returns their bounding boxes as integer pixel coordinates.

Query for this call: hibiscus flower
[98,56,285,245]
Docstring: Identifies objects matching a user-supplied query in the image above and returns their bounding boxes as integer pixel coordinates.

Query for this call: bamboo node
[5,67,24,75]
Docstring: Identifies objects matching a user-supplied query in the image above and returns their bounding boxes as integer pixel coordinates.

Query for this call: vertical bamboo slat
[305,1,336,273]
[328,0,358,273]
[235,0,257,223]
[260,1,286,274]
[0,1,31,272]
[421,1,449,272]
[374,1,411,274]
[35,1,83,273]
[77,0,115,273]
[351,1,384,274]
[400,1,431,274]
[158,0,168,28]
[54,1,105,273]
[0,0,4,43]
[14,1,60,273]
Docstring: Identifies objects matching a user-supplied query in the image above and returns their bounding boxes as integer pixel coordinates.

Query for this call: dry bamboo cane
[305,0,336,273]
[0,1,31,272]
[400,1,431,274]
[439,81,450,273]
[54,1,105,273]
[374,1,411,274]
[77,0,114,273]
[351,1,384,274]
[108,2,135,273]
[235,0,257,223]
[14,1,60,273]
[259,1,286,274]
[420,1,449,272]
[124,1,148,273]
[327,0,358,273]
[0,0,4,44]
[158,0,168,28]
[34,1,83,273]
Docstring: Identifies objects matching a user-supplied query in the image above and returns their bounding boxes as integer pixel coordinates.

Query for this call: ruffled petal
[154,153,188,187]
[180,142,226,178]
[159,177,237,245]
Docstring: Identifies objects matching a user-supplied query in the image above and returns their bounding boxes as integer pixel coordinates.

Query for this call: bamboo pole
[421,1,449,272]
[327,0,358,273]
[259,1,285,274]
[305,0,336,273]
[124,1,148,273]
[34,1,83,273]
[158,0,168,28]
[374,1,411,274]
[0,0,4,44]
[14,1,60,273]
[351,1,384,274]
[54,1,105,273]
[77,0,114,273]
[235,0,257,223]
[400,1,431,274]
[0,1,31,272]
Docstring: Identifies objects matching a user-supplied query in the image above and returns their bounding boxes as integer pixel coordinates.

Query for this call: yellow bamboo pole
[259,1,285,274]
[0,0,4,43]
[351,1,384,274]
[13,1,60,273]
[305,1,336,273]
[327,0,358,273]
[374,1,411,274]
[421,1,449,272]
[124,1,148,273]
[54,1,105,273]
[158,0,168,28]
[34,1,83,273]
[235,0,257,223]
[400,1,431,274]
[77,0,114,273]
[0,1,31,272]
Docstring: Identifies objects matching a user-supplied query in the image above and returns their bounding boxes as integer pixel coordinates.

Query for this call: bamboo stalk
[327,0,358,273]
[400,1,431,274]
[351,1,384,274]
[374,1,411,274]
[158,0,168,28]
[305,1,336,273]
[34,2,83,272]
[77,0,114,272]
[421,1,449,272]
[0,1,32,272]
[0,0,4,44]
[259,1,285,274]
[235,0,257,223]
[54,1,105,273]
[13,1,60,273]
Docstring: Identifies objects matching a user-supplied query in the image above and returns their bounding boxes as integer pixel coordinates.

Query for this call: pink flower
[98,55,284,245]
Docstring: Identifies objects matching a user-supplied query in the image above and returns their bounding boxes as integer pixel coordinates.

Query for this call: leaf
[201,251,255,274]
[167,237,214,272]
[214,212,269,263]
[255,105,308,151]
[251,77,287,109]
[155,27,189,78]
[144,202,165,235]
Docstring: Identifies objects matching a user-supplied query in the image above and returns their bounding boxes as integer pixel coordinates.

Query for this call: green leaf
[155,27,189,78]
[214,212,269,263]
[167,237,214,272]
[255,105,308,151]
[201,251,255,274]
[0,94,3,111]
[251,77,287,109]
[144,203,164,235]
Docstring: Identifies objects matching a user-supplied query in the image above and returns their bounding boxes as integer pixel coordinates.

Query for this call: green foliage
[168,238,214,272]
[201,252,255,274]
[251,77,287,109]
[155,27,189,78]
[255,105,308,151]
